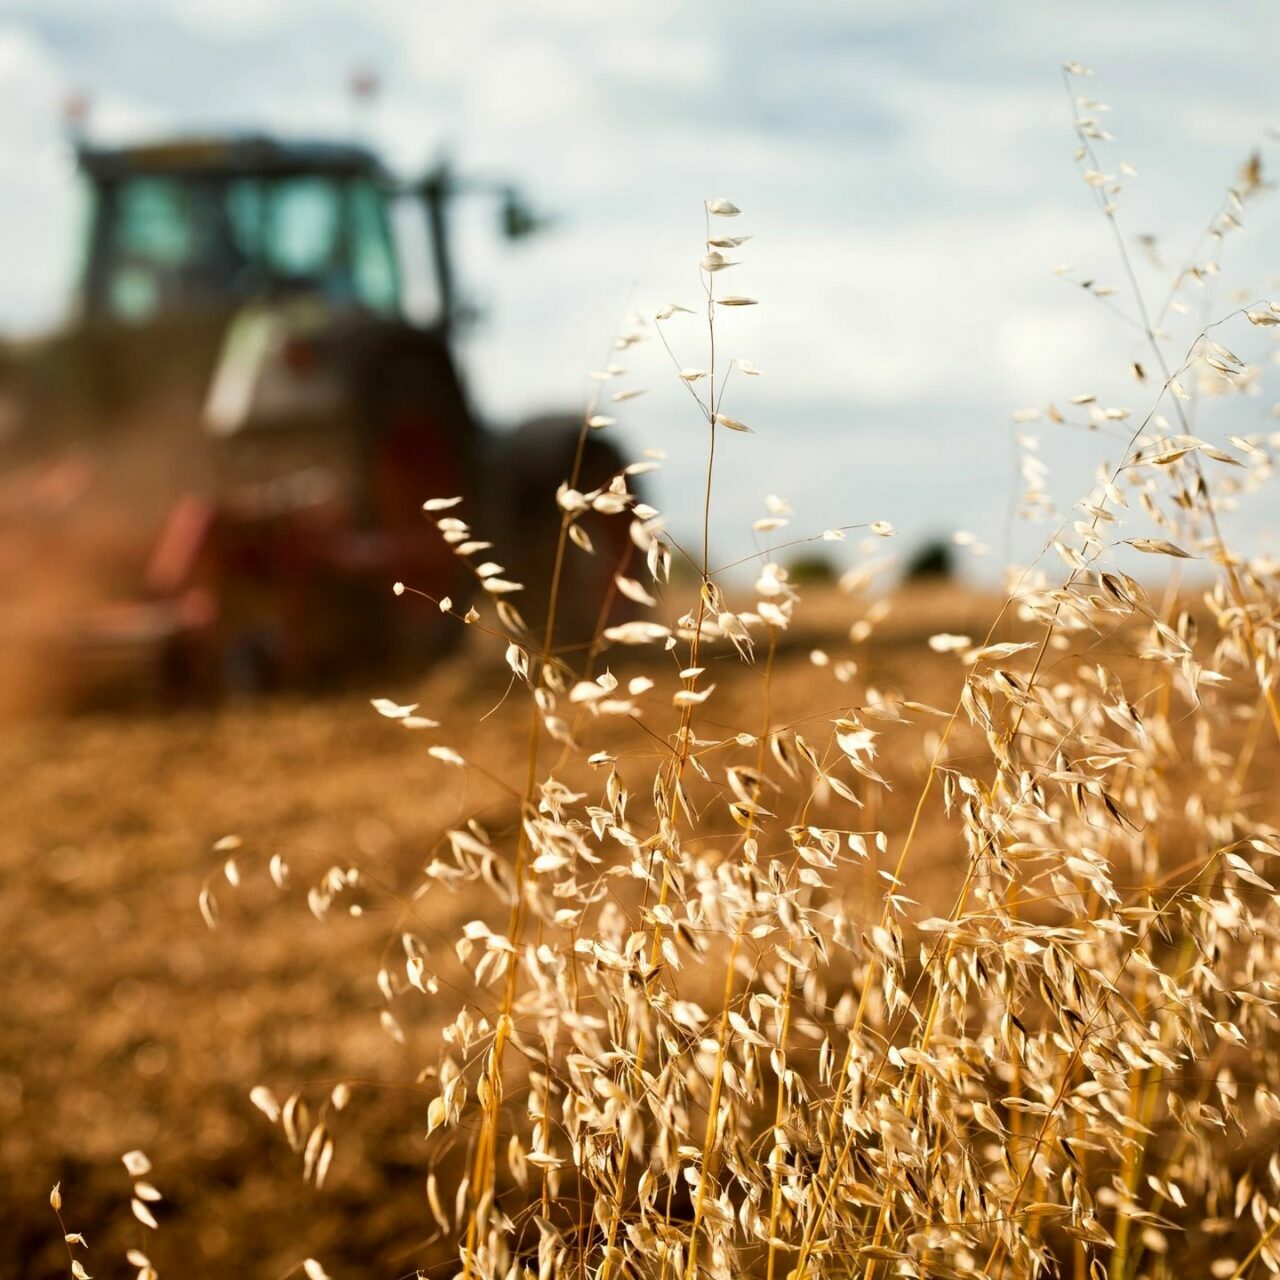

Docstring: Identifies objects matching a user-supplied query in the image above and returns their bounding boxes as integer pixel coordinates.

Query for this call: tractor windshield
[88,171,400,324]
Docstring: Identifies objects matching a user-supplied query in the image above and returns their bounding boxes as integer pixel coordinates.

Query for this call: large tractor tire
[355,340,477,670]
[486,415,640,655]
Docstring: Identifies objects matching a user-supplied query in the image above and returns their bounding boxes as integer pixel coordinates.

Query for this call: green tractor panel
[0,136,633,701]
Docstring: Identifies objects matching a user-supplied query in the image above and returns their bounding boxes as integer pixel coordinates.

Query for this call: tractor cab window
[255,177,343,283]
[347,180,399,313]
[105,176,237,323]
[231,174,399,313]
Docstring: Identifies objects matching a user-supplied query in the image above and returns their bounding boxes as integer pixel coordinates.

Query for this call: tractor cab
[64,138,419,420]
[56,136,542,429]
[76,137,403,328]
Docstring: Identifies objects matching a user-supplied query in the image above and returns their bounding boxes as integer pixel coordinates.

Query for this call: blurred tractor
[0,137,629,702]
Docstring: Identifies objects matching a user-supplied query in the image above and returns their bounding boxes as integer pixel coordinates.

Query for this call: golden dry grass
[1,586,1002,1277]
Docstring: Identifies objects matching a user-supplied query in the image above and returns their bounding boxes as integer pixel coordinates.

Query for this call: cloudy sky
[2,0,1279,574]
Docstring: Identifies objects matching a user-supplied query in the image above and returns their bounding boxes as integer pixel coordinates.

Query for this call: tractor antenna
[62,90,91,148]
[347,65,380,143]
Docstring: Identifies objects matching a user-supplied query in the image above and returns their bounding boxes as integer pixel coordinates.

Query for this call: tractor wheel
[361,347,476,666]
[487,415,640,656]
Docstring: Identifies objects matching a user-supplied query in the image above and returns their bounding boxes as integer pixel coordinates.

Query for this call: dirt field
[0,583,1235,1278]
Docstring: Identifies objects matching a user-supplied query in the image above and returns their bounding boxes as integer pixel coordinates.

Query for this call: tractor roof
[76,135,388,183]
